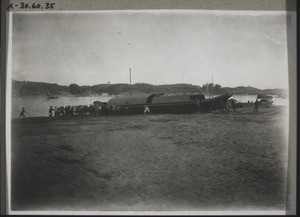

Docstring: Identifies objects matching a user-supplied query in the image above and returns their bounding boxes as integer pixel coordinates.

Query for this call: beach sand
[10,106,289,211]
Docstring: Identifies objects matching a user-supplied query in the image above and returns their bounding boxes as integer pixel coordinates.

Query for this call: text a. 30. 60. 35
[7,2,56,10]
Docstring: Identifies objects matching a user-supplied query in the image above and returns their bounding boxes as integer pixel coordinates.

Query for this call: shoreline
[11,105,288,120]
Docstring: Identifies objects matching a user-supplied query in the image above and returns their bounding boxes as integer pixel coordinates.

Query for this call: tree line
[12,79,285,97]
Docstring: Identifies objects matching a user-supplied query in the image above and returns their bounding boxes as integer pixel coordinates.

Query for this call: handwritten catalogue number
[7,2,56,10]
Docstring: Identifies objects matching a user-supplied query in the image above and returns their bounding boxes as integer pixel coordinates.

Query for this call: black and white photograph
[4,1,296,215]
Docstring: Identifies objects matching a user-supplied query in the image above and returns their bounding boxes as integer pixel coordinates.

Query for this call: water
[12,94,289,118]
[12,95,113,118]
[229,94,289,107]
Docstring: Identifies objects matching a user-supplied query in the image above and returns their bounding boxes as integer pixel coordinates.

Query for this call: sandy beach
[10,106,289,211]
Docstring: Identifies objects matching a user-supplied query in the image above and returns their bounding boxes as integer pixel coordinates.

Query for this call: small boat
[107,92,233,115]
[259,98,274,108]
[46,94,59,100]
[257,93,273,99]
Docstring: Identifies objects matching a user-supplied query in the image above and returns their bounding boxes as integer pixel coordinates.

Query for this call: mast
[206,82,209,98]
[129,68,132,85]
[129,68,132,95]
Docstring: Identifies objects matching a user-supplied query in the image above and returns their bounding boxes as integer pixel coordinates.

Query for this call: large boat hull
[149,101,199,114]
[106,93,233,115]
[197,94,233,113]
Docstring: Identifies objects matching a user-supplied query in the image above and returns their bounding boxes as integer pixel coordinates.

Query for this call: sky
[11,10,290,89]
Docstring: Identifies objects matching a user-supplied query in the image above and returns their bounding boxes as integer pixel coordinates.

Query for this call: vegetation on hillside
[12,80,287,97]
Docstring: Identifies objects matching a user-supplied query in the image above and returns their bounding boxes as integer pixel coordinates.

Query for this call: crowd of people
[47,102,134,117]
[17,98,261,119]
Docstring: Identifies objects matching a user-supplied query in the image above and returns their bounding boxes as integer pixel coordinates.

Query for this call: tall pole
[129,68,132,85]
[129,68,132,95]
[206,82,209,98]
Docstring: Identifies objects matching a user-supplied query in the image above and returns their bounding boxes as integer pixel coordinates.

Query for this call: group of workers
[47,102,147,117]
[18,98,260,119]
[217,99,237,113]
[217,98,259,113]
[48,104,101,117]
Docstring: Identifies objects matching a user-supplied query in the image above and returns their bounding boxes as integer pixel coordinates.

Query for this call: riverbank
[11,106,288,211]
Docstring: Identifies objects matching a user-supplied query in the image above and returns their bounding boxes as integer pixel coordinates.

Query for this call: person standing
[144,105,151,114]
[125,101,129,115]
[48,106,54,117]
[112,103,116,115]
[18,107,26,119]
[98,105,102,115]
[253,99,259,113]
[54,107,59,117]
[116,106,121,116]
[231,99,236,112]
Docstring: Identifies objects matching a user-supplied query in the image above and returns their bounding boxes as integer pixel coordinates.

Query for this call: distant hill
[221,86,261,95]
[221,86,286,95]
[12,80,287,97]
[12,80,70,97]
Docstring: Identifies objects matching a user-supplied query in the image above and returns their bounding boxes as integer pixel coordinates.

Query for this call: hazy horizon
[11,10,290,89]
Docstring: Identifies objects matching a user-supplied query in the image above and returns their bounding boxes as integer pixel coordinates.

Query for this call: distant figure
[112,103,116,115]
[225,101,230,113]
[116,106,121,116]
[70,106,75,115]
[144,105,151,114]
[61,106,64,116]
[48,106,54,117]
[98,105,102,115]
[18,107,26,119]
[254,99,259,113]
[224,100,230,113]
[125,101,129,115]
[231,99,236,112]
[54,107,59,117]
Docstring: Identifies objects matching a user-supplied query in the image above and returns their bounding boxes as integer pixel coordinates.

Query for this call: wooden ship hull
[107,93,233,115]
[197,94,233,113]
